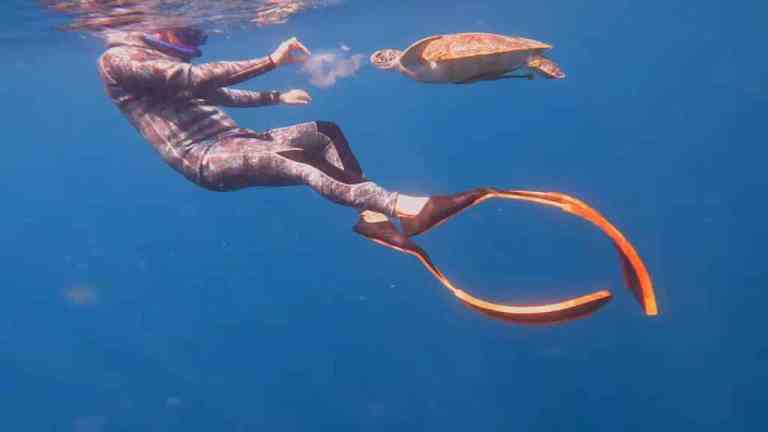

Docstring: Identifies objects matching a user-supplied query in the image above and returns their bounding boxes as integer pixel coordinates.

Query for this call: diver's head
[145,26,207,59]
[161,27,208,48]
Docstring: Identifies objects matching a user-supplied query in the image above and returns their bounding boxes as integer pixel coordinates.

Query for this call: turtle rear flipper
[455,71,534,84]
[527,56,566,79]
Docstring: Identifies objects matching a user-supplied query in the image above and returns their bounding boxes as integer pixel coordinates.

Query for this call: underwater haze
[1,0,767,430]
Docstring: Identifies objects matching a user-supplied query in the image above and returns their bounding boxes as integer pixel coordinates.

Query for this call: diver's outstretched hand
[279,89,312,105]
[271,37,311,66]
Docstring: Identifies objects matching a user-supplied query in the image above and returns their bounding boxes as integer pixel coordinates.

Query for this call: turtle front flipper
[455,71,534,84]
[527,55,566,79]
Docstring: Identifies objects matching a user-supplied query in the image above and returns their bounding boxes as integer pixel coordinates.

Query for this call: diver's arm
[101,53,277,96]
[202,88,281,107]
[191,57,279,89]
[203,88,311,107]
[100,37,308,97]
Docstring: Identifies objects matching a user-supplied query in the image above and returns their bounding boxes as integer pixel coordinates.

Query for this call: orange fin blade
[490,190,658,316]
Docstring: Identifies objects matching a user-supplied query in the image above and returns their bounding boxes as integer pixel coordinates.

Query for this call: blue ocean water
[1,0,767,430]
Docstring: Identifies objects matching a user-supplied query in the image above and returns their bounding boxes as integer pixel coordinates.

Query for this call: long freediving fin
[354,213,613,325]
[399,188,658,316]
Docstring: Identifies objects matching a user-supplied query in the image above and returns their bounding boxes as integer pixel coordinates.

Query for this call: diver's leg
[315,121,364,179]
[272,147,420,249]
[200,131,431,244]
[268,121,364,182]
[274,149,398,216]
[200,134,399,215]
[259,127,498,235]
[271,121,431,220]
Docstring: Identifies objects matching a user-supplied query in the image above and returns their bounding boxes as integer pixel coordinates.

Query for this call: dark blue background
[1,0,766,430]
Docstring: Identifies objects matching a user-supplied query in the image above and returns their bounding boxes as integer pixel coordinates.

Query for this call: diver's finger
[292,39,311,56]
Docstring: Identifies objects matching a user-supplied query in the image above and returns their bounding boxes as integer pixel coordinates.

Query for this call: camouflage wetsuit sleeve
[201,87,280,107]
[100,53,277,97]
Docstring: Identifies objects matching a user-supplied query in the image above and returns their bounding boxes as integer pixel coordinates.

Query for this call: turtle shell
[402,33,551,65]
[397,33,552,83]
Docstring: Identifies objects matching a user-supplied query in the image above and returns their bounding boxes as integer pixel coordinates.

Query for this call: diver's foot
[395,194,429,217]
[399,188,493,237]
[354,211,421,254]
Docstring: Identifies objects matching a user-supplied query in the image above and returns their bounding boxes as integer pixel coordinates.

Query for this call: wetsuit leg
[315,121,364,180]
[199,122,398,216]
[269,121,365,182]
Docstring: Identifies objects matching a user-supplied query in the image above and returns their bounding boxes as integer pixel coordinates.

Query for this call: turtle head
[370,49,402,70]
[528,56,566,79]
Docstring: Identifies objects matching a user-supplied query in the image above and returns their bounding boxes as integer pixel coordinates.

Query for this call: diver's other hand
[270,37,311,66]
[279,89,312,105]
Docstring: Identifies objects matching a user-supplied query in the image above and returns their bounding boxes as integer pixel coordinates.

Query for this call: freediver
[97,26,487,250]
[95,26,657,322]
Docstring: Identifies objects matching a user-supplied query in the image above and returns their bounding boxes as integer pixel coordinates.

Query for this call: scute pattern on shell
[421,33,548,63]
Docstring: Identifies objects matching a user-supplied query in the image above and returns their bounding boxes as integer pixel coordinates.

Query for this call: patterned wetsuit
[97,32,398,216]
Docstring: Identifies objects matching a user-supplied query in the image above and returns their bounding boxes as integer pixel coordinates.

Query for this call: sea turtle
[370,32,565,84]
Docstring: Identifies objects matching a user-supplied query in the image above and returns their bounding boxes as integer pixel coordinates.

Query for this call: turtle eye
[372,52,386,64]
